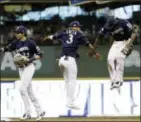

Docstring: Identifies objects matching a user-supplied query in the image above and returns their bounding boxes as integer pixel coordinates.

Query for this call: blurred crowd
[1,15,140,46]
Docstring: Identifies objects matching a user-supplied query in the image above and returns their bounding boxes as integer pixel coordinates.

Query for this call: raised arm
[0,41,16,53]
[81,33,100,59]
[44,31,64,41]
[128,24,138,45]
[93,27,106,49]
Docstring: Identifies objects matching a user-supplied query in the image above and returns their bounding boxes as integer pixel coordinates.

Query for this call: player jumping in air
[0,26,45,121]
[44,21,100,109]
[92,16,137,90]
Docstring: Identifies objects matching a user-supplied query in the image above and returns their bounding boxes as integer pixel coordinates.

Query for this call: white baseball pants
[19,63,43,115]
[58,56,78,104]
[107,40,130,83]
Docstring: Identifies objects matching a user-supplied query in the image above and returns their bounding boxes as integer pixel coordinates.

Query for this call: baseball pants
[19,63,43,115]
[107,40,130,83]
[58,56,78,104]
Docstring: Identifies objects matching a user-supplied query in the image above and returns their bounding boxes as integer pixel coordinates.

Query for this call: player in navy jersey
[92,16,137,90]
[44,21,100,109]
[0,26,45,120]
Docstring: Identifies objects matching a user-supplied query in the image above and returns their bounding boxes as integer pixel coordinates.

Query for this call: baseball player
[92,16,137,90]
[0,26,45,120]
[44,21,100,109]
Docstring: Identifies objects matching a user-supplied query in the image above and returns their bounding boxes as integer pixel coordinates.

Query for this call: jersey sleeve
[30,41,43,57]
[52,31,64,40]
[79,32,90,46]
[4,41,16,52]
[121,20,132,31]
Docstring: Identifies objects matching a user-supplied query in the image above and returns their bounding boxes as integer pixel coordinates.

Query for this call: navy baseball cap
[15,25,27,34]
[105,16,118,29]
[69,21,82,27]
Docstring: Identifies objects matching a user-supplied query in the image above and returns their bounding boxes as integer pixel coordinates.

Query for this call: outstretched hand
[88,50,101,60]
[94,52,101,60]
[43,36,49,41]
[88,50,94,58]
[43,35,53,41]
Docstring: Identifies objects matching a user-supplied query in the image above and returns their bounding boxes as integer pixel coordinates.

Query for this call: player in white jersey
[0,26,45,121]
[92,16,137,90]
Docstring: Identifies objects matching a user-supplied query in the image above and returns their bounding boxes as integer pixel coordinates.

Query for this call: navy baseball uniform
[99,17,133,89]
[52,28,89,58]
[5,39,42,59]
[100,18,132,41]
[48,21,90,109]
[1,26,45,120]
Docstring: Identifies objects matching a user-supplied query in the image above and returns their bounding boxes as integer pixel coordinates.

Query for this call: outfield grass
[2,116,140,122]
[1,77,140,81]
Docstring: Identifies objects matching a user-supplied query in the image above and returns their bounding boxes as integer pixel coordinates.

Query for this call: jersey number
[67,34,73,44]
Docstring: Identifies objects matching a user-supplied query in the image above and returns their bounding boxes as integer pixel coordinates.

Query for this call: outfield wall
[1,80,140,118]
[1,46,140,78]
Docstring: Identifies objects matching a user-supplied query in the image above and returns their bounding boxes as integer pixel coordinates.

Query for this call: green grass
[2,116,140,122]
[1,77,140,81]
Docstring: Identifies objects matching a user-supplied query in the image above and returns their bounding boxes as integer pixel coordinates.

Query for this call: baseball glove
[13,53,29,67]
[121,43,133,56]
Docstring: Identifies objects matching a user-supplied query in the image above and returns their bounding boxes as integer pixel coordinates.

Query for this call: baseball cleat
[36,111,46,121]
[110,81,123,90]
[20,114,31,120]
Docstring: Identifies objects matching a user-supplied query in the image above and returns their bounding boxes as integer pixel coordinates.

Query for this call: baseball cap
[15,25,27,34]
[69,21,82,27]
[105,16,118,29]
